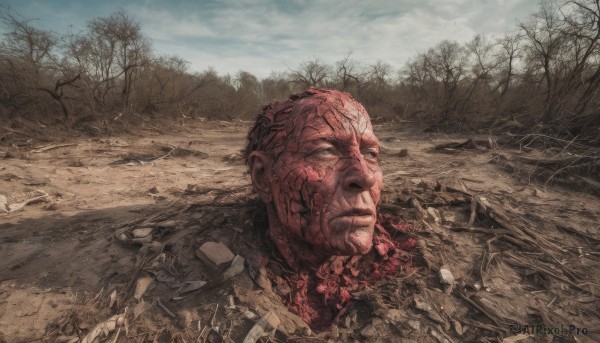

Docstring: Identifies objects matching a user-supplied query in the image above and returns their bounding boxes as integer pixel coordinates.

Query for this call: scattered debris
[0,190,49,213]
[242,311,280,343]
[223,255,245,279]
[31,143,76,153]
[433,138,496,153]
[197,241,235,266]
[134,277,154,300]
[176,280,207,295]
[439,266,455,287]
[79,314,125,343]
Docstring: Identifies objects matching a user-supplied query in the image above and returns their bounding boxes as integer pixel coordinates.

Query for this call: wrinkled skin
[248,89,383,270]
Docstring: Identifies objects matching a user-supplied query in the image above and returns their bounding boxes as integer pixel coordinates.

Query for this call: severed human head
[245,88,383,270]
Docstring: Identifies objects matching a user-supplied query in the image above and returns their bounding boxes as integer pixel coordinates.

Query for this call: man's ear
[248,151,273,203]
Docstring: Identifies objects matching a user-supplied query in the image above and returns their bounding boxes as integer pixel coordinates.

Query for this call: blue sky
[2,0,539,79]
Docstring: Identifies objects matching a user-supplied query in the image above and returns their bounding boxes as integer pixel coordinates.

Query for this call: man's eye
[363,151,378,160]
[316,148,336,156]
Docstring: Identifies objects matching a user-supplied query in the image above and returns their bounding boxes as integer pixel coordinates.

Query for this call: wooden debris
[134,277,153,300]
[156,298,176,318]
[80,314,124,343]
[31,143,76,153]
[242,311,280,343]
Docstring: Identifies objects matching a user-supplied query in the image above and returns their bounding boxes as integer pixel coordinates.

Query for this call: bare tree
[332,50,364,92]
[424,40,469,120]
[459,34,502,113]
[495,32,522,102]
[562,0,600,122]
[288,58,330,88]
[0,5,80,119]
[259,72,295,103]
[519,0,567,122]
[68,10,151,113]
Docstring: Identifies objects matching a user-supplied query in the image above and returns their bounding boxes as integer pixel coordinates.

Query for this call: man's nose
[342,155,376,192]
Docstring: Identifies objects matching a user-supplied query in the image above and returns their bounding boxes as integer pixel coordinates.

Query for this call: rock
[148,186,160,194]
[414,298,432,312]
[453,320,463,335]
[132,228,153,238]
[242,310,258,320]
[398,149,408,157]
[438,266,455,285]
[427,207,442,224]
[132,235,153,244]
[226,295,235,309]
[197,242,235,266]
[223,255,245,279]
[384,309,404,322]
[157,220,180,228]
[408,320,421,331]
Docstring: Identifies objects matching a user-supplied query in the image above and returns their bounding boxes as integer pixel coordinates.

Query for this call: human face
[269,97,383,256]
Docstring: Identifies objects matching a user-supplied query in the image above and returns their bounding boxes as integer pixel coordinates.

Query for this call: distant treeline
[1,1,599,140]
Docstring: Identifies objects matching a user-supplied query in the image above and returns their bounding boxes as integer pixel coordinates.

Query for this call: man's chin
[342,229,373,255]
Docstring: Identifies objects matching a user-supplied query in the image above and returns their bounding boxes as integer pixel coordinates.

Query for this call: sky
[2,0,539,79]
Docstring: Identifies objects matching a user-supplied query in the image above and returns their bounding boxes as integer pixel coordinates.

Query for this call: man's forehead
[288,100,375,140]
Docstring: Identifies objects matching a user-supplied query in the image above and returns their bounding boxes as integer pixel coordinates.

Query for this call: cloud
[4,0,539,78]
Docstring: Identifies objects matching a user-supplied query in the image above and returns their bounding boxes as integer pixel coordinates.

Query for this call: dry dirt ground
[0,120,599,343]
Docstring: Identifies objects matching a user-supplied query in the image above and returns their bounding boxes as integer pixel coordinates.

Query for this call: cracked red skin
[246,89,416,329]
[248,88,382,270]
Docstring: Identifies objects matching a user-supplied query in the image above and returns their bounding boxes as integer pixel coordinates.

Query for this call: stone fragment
[242,310,258,320]
[223,255,245,279]
[398,149,408,157]
[148,186,160,194]
[226,295,235,309]
[438,266,455,285]
[414,298,432,312]
[197,242,235,266]
[132,228,153,238]
[427,207,441,224]
[453,320,463,335]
